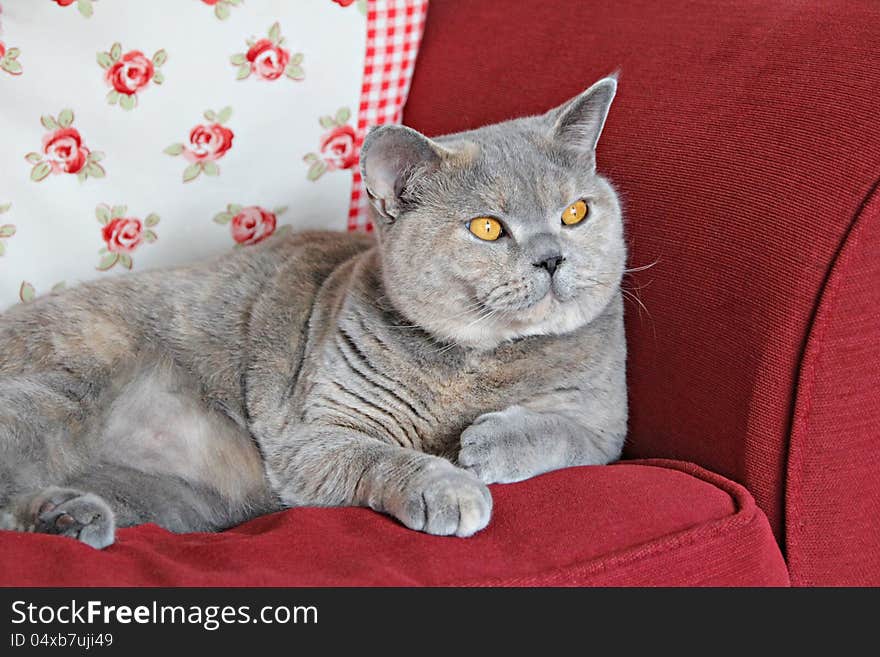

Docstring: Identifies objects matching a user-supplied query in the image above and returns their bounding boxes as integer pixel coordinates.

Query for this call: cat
[0,76,626,548]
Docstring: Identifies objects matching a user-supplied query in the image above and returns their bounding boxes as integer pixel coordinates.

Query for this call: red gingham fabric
[347,0,429,232]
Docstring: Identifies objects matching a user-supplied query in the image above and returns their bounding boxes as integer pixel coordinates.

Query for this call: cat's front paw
[387,461,492,537]
[29,488,115,549]
[458,406,546,484]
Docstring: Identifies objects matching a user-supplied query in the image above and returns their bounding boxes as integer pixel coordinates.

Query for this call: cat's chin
[433,293,593,351]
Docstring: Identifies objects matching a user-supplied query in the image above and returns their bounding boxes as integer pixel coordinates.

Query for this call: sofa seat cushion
[0,459,788,586]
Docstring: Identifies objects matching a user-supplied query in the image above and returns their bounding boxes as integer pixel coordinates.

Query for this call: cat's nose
[533,254,565,276]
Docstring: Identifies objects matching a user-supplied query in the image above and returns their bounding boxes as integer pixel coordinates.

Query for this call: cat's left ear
[548,75,618,156]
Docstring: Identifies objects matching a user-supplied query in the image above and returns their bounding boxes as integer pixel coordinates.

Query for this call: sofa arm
[785,182,880,585]
[403,0,880,584]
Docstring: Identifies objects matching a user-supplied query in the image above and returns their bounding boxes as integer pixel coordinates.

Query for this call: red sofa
[2,0,878,586]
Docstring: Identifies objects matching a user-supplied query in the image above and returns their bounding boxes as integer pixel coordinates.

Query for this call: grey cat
[0,77,626,548]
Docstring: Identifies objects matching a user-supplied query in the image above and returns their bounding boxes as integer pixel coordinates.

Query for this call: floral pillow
[0,0,428,309]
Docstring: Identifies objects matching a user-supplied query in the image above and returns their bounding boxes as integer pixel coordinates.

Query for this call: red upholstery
[786,184,880,585]
[2,0,876,587]
[403,0,880,585]
[0,461,787,586]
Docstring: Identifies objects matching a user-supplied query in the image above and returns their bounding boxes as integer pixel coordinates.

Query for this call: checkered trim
[347,0,429,232]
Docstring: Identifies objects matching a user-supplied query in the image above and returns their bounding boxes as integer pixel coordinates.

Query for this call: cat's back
[0,228,375,378]
[262,229,376,281]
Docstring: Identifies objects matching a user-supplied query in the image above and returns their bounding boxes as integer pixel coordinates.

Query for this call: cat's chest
[299,319,584,456]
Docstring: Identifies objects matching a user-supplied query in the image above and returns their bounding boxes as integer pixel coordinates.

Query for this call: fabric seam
[784,175,880,586]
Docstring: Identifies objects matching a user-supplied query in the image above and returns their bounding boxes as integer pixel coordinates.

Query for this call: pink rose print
[54,0,97,18]
[98,43,166,110]
[213,204,287,246]
[231,23,304,82]
[0,41,23,76]
[0,203,14,257]
[25,110,105,182]
[165,107,234,182]
[44,128,89,174]
[185,124,234,162]
[246,39,289,80]
[320,125,358,170]
[200,0,240,21]
[102,218,143,253]
[231,207,276,245]
[108,52,154,93]
[303,108,357,180]
[95,204,159,271]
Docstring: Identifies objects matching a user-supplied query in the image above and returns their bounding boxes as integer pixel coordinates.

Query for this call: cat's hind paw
[30,488,116,549]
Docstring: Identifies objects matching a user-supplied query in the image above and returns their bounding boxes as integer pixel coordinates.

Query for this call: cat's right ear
[360,125,451,222]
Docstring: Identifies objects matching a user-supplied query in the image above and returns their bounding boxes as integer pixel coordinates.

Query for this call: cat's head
[360,76,624,349]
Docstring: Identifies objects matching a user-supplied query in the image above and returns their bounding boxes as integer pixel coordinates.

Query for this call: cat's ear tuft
[360,125,450,222]
[549,76,618,155]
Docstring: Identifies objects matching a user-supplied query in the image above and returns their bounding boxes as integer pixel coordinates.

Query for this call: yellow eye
[468,216,504,241]
[562,200,589,226]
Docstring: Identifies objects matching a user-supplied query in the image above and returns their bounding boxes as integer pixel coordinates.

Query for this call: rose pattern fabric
[19,281,67,304]
[107,52,153,93]
[98,44,167,110]
[54,0,97,18]
[213,203,287,246]
[320,125,358,170]
[0,203,14,257]
[0,41,23,76]
[332,0,368,13]
[25,110,105,182]
[102,218,143,253]
[0,1,429,310]
[184,123,234,162]
[165,108,234,182]
[246,39,289,80]
[231,23,304,82]
[96,204,159,271]
[303,108,357,180]
[44,127,88,174]
[231,207,275,245]
[200,0,241,21]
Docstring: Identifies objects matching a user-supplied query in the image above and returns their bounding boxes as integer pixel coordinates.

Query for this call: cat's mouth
[447,284,587,348]
[488,289,561,325]
[523,283,577,311]
[471,273,589,334]
[527,292,557,316]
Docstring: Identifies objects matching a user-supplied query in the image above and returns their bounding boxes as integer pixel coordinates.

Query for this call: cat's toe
[458,411,535,484]
[459,422,509,484]
[32,489,115,549]
[393,463,492,537]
